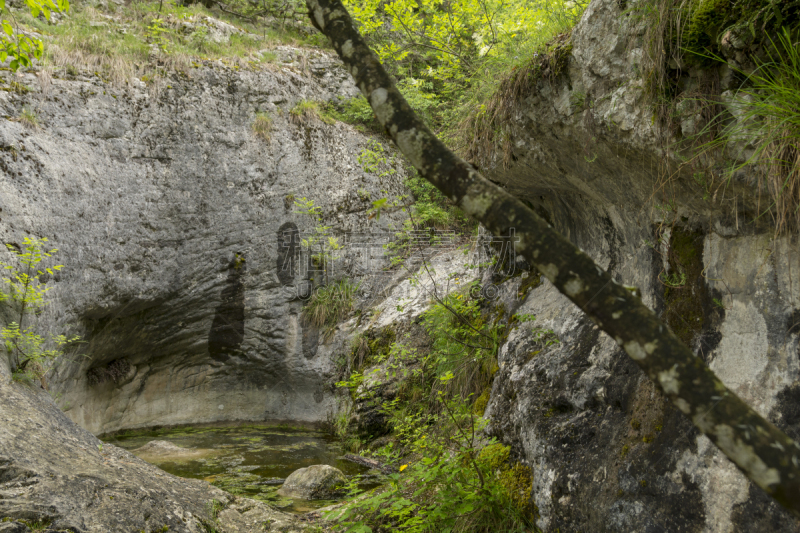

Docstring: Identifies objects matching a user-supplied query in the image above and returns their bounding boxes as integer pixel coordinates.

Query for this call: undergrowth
[328,396,536,533]
[329,284,546,532]
[384,168,474,268]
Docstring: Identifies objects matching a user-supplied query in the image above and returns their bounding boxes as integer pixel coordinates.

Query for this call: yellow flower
[399,464,408,472]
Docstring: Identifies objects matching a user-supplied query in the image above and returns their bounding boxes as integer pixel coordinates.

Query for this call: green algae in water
[104,423,375,514]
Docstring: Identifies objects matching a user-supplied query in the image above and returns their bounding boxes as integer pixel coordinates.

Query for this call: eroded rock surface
[476,0,800,530]
[0,366,306,532]
[0,52,407,435]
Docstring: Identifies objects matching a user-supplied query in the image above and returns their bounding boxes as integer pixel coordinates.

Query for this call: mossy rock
[662,227,706,347]
[476,443,537,522]
[473,388,491,415]
[277,464,347,500]
[681,0,800,61]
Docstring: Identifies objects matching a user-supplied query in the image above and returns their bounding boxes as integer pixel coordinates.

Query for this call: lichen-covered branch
[305,0,800,515]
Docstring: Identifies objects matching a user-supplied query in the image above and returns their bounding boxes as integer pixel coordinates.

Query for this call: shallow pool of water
[103,423,373,514]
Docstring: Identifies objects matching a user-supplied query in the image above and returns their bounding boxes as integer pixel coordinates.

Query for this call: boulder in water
[277,464,346,500]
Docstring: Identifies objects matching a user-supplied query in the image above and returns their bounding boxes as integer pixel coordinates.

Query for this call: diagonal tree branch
[305,0,800,516]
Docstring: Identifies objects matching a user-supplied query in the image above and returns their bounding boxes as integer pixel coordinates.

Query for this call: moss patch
[364,326,396,367]
[500,463,536,521]
[662,227,706,347]
[472,388,491,415]
[477,444,537,522]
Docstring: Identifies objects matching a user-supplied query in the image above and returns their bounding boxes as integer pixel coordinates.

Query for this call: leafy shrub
[421,291,501,404]
[0,0,69,71]
[336,95,378,129]
[1,237,80,383]
[358,140,397,177]
[328,392,534,533]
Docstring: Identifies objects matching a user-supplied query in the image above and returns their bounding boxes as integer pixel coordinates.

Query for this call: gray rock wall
[481,0,800,531]
[0,54,408,435]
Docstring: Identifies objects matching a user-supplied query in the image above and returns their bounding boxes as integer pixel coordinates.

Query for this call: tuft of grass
[695,28,800,234]
[251,111,273,143]
[290,99,336,125]
[458,31,575,169]
[18,107,39,129]
[259,50,278,63]
[21,520,51,532]
[728,30,800,234]
[303,278,359,332]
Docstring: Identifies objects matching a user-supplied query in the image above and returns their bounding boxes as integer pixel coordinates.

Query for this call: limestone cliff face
[480,0,800,531]
[1,1,799,530]
[0,51,408,436]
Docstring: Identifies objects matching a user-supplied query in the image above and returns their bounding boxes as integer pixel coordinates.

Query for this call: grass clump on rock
[303,278,358,332]
[251,112,273,143]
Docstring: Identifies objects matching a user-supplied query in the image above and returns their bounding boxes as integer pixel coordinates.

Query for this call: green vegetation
[9,0,320,86]
[343,0,586,156]
[303,277,359,332]
[383,169,474,267]
[330,78,439,132]
[329,284,544,531]
[635,0,800,100]
[1,237,80,384]
[293,196,340,274]
[629,0,800,234]
[357,139,396,177]
[420,291,501,403]
[0,0,68,71]
[329,388,535,532]
[251,111,273,143]
[201,498,226,533]
[290,100,338,125]
[708,29,800,233]
[460,31,574,167]
[20,520,51,532]
[17,107,38,129]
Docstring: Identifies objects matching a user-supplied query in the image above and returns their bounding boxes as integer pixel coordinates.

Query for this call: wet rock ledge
[0,368,309,533]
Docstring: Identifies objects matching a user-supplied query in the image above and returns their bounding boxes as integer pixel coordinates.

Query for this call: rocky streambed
[103,423,379,514]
